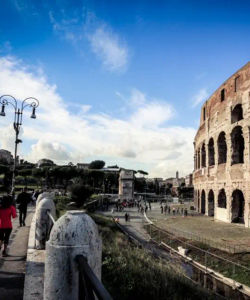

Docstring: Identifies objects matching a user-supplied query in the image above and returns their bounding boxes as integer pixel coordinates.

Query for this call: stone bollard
[44,211,102,300]
[35,197,56,249]
[37,192,55,205]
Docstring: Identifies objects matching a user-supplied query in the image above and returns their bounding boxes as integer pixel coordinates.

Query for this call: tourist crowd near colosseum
[193,62,250,227]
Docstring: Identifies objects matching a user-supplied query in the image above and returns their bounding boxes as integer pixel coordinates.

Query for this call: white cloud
[88,26,128,72]
[49,9,129,72]
[192,88,209,107]
[28,140,70,161]
[0,56,195,178]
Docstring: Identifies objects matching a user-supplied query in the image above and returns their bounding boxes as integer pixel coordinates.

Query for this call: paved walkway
[146,203,250,251]
[0,206,34,300]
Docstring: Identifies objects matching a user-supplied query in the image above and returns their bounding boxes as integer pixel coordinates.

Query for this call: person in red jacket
[0,195,17,257]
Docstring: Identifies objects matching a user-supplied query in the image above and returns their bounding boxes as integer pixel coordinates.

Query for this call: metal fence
[152,222,250,254]
[144,223,250,287]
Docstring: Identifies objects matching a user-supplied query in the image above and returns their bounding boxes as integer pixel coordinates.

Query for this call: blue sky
[0,0,249,177]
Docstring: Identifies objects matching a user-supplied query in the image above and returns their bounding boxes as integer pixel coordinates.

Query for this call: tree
[88,160,105,170]
[17,169,32,187]
[69,184,93,207]
[137,170,148,176]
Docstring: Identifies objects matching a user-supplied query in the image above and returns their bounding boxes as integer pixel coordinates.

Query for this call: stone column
[44,211,102,300]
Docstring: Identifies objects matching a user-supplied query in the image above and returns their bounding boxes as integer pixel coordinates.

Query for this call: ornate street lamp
[0,95,39,194]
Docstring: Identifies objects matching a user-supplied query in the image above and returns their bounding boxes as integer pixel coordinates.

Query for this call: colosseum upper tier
[193,62,250,227]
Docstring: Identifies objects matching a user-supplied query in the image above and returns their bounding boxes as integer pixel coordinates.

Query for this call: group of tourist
[0,188,41,257]
[160,204,188,216]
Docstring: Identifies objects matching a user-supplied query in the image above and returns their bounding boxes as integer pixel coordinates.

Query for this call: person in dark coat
[16,188,32,226]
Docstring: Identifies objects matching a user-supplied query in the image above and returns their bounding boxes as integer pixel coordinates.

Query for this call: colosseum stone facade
[193,62,250,227]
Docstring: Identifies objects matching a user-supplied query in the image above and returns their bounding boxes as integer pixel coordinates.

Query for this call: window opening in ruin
[221,89,225,101]
[218,189,227,208]
[203,107,206,121]
[208,138,215,166]
[235,76,240,92]
[208,190,214,216]
[197,190,200,212]
[197,148,200,169]
[231,189,245,224]
[201,190,205,214]
[231,126,244,165]
[231,104,243,123]
[201,143,206,167]
[217,132,227,164]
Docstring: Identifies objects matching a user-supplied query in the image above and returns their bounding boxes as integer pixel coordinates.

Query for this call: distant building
[185,174,193,187]
[119,168,135,200]
[0,149,14,164]
[76,163,90,169]
[166,171,185,187]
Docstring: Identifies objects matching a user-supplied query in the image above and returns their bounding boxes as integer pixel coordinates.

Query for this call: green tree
[88,160,105,170]
[69,184,93,206]
[17,169,33,187]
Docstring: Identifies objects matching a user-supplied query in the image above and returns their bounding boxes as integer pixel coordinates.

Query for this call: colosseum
[193,62,250,227]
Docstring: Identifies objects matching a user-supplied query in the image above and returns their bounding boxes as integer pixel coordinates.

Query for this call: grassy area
[146,224,250,287]
[91,214,213,300]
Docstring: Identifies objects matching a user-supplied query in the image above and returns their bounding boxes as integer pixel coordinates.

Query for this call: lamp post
[0,95,39,194]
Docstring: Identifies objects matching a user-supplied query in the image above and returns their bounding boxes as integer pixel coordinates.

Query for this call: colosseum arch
[208,138,215,166]
[218,189,227,208]
[201,190,206,214]
[197,148,200,169]
[231,190,245,224]
[231,104,243,124]
[217,132,227,164]
[197,190,200,212]
[231,126,244,165]
[201,143,206,167]
[208,190,214,216]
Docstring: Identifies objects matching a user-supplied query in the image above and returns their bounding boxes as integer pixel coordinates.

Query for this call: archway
[218,189,227,208]
[231,104,243,124]
[201,143,206,167]
[197,148,200,169]
[197,190,200,212]
[201,190,205,214]
[208,138,215,166]
[231,190,245,224]
[231,126,244,164]
[208,190,214,216]
[217,132,227,164]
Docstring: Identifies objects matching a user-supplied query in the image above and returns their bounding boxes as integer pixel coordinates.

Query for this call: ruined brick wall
[193,62,250,227]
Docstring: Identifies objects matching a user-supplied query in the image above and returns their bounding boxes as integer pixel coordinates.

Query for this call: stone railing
[24,193,111,300]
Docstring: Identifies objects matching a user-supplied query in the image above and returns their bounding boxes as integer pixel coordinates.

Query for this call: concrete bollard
[35,197,56,249]
[44,211,102,300]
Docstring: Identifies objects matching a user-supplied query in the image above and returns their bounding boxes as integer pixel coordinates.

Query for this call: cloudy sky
[0,0,249,178]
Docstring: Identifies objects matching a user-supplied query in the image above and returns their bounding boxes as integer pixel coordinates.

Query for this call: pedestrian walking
[164,205,167,215]
[172,207,176,216]
[160,205,163,214]
[184,208,188,217]
[16,188,32,227]
[145,206,148,213]
[125,213,129,222]
[0,195,17,256]
[168,206,171,214]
